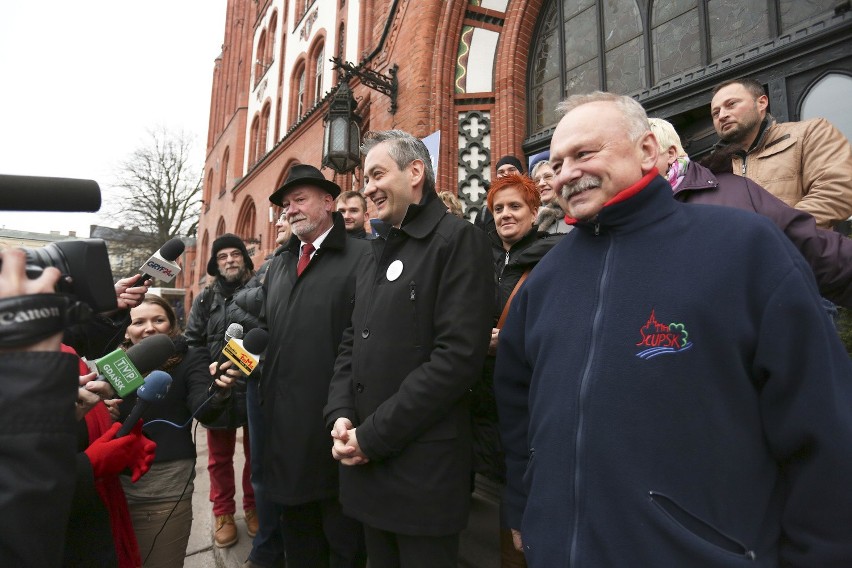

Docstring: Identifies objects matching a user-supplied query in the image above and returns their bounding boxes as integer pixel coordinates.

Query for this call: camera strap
[0,294,91,348]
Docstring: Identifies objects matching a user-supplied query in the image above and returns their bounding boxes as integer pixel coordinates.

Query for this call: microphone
[116,370,173,437]
[223,328,269,376]
[130,238,185,287]
[216,323,244,371]
[0,174,101,212]
[87,334,176,397]
[210,328,269,394]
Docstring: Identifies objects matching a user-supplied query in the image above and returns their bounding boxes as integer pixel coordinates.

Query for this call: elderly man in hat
[185,232,260,548]
[259,164,370,568]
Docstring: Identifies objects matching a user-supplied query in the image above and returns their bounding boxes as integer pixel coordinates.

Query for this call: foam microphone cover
[126,334,176,375]
[136,370,173,402]
[158,238,186,261]
[226,323,244,341]
[243,328,270,354]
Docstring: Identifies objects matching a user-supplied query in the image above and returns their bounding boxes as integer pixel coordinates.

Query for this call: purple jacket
[673,161,852,308]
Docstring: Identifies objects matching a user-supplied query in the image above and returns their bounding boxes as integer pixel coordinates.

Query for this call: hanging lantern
[322,83,362,174]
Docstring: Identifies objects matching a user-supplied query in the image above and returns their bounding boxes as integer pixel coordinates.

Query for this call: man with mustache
[708,77,852,229]
[259,164,370,567]
[494,91,852,566]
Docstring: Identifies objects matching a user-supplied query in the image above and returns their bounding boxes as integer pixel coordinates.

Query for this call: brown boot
[214,514,238,548]
[245,508,258,538]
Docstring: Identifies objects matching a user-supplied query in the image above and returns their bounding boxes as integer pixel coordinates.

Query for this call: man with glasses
[185,233,259,549]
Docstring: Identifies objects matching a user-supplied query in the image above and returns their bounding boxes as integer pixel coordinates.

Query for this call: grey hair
[647,117,687,158]
[530,160,552,178]
[556,91,650,141]
[361,130,436,194]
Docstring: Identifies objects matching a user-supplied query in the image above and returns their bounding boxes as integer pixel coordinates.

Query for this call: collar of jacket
[375,190,443,240]
[672,161,720,195]
[713,114,776,156]
[488,223,541,251]
[571,172,676,234]
[283,211,348,255]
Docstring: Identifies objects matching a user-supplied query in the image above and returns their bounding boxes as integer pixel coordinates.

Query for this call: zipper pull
[594,223,600,236]
[505,251,510,266]
[741,160,747,175]
[409,281,416,301]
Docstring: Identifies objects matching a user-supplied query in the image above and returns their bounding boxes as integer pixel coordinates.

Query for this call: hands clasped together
[331,417,369,465]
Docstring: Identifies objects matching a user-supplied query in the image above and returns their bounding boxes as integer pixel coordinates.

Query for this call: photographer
[0,248,79,565]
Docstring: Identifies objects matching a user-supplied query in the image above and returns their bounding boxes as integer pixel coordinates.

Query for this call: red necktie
[297,243,315,276]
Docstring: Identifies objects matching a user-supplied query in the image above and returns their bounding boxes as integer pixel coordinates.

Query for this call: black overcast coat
[260,213,371,505]
[325,192,493,536]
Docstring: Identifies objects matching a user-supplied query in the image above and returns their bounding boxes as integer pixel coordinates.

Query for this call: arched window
[291,60,307,122]
[260,101,272,157]
[314,43,325,105]
[204,167,213,209]
[249,114,261,165]
[255,30,267,85]
[236,198,258,244]
[801,73,852,141]
[219,148,230,196]
[215,217,226,238]
[267,12,278,66]
[200,230,209,276]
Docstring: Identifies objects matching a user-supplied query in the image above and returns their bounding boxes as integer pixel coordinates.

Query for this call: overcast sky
[0,1,227,237]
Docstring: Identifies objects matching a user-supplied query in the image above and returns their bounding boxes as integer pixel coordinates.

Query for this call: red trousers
[207,427,255,516]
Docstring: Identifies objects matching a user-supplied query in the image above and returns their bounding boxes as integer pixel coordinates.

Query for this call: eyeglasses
[216,251,243,262]
[534,173,555,182]
[277,212,288,222]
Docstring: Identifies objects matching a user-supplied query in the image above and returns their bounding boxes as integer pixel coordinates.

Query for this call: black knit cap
[206,233,254,276]
[496,155,525,174]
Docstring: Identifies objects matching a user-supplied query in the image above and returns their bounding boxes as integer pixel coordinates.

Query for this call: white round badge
[386,260,403,281]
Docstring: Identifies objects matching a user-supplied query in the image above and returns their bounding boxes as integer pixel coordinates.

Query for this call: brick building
[182,0,851,307]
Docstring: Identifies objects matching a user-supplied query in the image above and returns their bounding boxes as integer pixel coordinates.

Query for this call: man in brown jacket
[709,77,852,229]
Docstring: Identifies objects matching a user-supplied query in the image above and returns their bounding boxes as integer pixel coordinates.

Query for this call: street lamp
[321,82,361,174]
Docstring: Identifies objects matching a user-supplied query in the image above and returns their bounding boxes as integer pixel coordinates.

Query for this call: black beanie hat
[207,233,254,276]
[496,155,525,174]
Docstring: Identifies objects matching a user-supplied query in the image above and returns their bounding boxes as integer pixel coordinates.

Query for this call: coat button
[361,328,370,338]
[356,383,364,393]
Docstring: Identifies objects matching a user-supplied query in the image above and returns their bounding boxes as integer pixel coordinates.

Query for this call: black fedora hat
[269,164,341,205]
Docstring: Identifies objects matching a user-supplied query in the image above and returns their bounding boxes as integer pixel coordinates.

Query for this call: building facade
[183,0,852,306]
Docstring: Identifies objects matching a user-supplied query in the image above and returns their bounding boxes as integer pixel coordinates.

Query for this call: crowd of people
[3,76,852,568]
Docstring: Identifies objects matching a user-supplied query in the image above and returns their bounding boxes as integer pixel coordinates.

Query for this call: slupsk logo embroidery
[636,309,693,359]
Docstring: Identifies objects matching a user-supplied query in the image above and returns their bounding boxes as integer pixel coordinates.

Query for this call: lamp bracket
[331,57,398,114]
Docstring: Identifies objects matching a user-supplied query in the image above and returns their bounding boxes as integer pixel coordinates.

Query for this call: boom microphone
[0,174,101,212]
[88,334,176,397]
[130,238,186,287]
[116,370,173,437]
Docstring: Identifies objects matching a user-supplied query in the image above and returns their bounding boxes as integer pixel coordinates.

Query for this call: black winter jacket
[471,227,562,483]
[0,351,78,566]
[119,338,227,461]
[184,275,260,428]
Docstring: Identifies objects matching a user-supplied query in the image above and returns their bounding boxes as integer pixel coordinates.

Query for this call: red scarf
[64,344,142,568]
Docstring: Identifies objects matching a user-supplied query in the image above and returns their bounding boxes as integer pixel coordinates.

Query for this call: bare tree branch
[105,126,202,246]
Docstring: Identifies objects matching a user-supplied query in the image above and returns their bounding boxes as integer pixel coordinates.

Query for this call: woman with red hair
[473,173,565,567]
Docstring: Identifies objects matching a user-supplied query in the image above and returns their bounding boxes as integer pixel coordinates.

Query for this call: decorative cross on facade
[461,144,487,171]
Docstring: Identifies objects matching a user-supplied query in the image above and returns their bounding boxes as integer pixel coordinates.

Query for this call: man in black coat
[261,164,370,568]
[325,130,493,567]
